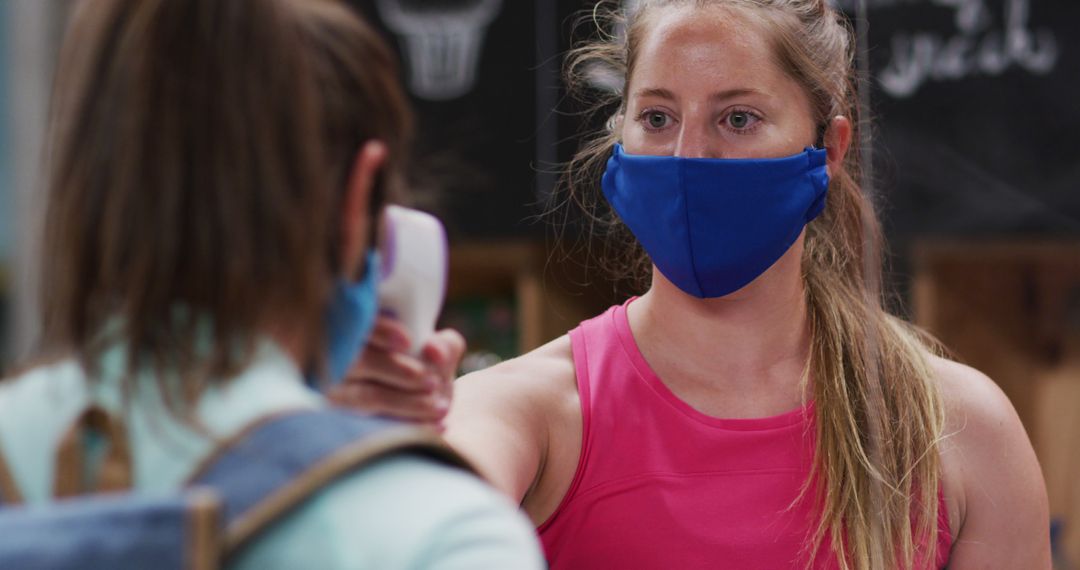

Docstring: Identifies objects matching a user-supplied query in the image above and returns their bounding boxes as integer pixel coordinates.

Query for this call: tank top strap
[541,303,611,524]
[569,301,634,430]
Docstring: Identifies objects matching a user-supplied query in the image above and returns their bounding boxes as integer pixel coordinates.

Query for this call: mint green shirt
[0,342,544,569]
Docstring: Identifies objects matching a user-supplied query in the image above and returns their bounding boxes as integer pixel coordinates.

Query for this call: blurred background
[1,0,1077,565]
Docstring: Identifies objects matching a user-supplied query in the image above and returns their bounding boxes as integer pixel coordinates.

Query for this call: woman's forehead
[629,6,792,100]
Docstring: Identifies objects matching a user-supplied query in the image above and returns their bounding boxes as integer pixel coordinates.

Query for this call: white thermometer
[377,205,449,355]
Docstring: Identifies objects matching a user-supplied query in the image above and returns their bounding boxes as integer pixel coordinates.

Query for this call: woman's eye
[726,111,758,130]
[644,111,670,130]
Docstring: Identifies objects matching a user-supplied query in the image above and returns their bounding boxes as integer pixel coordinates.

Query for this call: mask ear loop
[813,122,829,150]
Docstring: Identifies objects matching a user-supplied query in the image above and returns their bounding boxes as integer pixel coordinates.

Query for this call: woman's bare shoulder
[930,353,1031,487]
[928,354,1051,567]
[929,354,1019,436]
[444,335,580,502]
[454,335,578,411]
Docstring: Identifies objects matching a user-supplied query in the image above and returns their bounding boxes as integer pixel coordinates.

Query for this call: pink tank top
[538,301,952,569]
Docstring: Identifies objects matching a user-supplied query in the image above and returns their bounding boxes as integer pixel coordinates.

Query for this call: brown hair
[39,0,412,406]
[561,1,945,568]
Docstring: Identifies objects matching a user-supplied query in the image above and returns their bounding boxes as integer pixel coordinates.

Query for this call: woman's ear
[608,112,625,138]
[824,116,852,178]
[339,140,388,281]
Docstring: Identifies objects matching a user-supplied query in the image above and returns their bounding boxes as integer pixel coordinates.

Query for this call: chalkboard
[839,0,1080,243]
[347,1,1080,248]
[349,0,559,239]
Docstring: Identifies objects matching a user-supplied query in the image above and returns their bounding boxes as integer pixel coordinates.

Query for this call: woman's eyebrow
[634,86,678,101]
[632,86,764,102]
[708,87,762,102]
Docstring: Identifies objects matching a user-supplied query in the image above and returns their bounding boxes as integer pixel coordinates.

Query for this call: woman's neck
[626,242,812,417]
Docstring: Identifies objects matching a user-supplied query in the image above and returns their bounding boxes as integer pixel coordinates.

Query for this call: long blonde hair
[560,1,946,567]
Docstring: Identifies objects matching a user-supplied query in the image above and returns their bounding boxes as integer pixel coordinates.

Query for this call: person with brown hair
[345,1,1050,568]
[0,0,543,568]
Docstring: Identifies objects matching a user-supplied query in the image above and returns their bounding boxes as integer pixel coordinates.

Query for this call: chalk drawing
[376,0,503,101]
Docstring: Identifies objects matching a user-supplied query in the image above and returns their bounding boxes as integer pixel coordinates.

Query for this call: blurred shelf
[443,240,619,369]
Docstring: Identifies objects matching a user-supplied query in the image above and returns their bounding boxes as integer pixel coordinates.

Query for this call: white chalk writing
[878,0,1058,98]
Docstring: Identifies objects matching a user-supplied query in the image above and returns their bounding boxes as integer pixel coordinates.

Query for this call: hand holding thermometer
[376,205,449,355]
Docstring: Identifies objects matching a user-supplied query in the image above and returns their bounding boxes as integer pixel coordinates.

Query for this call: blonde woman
[346,1,1049,567]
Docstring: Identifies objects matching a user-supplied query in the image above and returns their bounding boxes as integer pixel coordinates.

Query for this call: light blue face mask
[322,250,381,385]
[601,144,830,298]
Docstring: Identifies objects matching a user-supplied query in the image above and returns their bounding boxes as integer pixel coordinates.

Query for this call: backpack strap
[186,408,474,559]
[0,406,133,505]
[0,440,23,506]
[54,406,133,497]
[0,486,222,570]
[0,398,133,506]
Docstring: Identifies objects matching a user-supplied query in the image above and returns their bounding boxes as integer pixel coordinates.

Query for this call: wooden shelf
[446,241,620,356]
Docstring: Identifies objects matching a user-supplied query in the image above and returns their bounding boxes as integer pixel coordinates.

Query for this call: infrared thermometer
[377,205,448,355]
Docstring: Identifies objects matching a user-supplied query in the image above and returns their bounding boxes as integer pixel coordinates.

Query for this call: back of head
[40,0,411,393]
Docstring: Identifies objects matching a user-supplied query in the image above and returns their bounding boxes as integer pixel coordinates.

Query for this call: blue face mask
[601,144,829,298]
[322,250,381,385]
